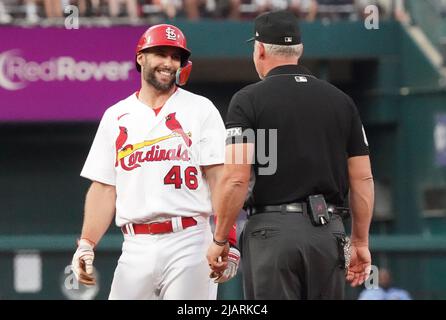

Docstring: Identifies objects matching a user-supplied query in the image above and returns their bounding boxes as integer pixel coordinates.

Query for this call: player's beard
[143,66,176,92]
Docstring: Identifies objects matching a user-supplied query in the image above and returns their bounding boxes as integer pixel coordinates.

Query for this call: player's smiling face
[138,46,182,92]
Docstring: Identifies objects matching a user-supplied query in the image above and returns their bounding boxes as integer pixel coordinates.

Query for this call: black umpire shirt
[225,64,369,206]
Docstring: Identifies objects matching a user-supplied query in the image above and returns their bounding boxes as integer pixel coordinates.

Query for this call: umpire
[207,10,374,299]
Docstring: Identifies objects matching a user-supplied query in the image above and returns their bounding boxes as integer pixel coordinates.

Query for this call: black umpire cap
[247,10,302,45]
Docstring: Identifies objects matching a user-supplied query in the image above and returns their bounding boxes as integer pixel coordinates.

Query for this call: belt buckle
[147,223,153,234]
[286,203,301,212]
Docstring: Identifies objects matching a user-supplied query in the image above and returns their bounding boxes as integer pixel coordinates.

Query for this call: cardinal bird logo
[165,112,192,147]
[115,126,135,167]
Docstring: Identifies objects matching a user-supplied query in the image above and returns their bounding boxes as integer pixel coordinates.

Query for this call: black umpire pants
[240,210,346,300]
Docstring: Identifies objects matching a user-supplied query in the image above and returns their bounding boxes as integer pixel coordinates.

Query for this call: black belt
[251,203,305,215]
[250,202,350,219]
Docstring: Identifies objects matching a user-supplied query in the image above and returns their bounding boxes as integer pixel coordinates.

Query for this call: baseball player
[71,24,240,300]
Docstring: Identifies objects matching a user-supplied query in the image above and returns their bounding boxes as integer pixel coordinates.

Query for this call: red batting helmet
[135,24,191,72]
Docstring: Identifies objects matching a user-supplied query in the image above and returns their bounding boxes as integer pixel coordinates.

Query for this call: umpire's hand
[71,239,96,286]
[346,244,371,287]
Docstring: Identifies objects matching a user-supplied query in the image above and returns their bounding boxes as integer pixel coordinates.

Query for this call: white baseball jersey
[81,88,226,226]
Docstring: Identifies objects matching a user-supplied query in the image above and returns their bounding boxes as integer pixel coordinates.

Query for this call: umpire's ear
[257,42,266,60]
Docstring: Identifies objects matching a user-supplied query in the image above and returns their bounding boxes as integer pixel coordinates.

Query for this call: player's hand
[71,239,96,286]
[213,246,240,283]
[346,243,371,287]
[207,241,229,276]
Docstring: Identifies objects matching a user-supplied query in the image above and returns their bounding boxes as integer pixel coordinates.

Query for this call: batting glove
[214,246,240,283]
[71,239,96,286]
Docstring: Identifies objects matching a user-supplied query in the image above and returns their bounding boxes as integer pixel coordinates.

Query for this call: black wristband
[213,236,228,246]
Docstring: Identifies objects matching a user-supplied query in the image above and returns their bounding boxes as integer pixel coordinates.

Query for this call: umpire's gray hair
[263,43,304,59]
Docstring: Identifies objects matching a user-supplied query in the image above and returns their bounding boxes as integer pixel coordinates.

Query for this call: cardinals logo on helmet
[165,27,177,40]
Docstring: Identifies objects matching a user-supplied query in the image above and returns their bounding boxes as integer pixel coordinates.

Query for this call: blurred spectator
[317,0,356,21]
[441,0,446,17]
[184,0,240,20]
[212,0,241,19]
[0,0,12,23]
[393,0,410,23]
[183,0,202,19]
[77,0,101,16]
[358,268,412,300]
[154,0,182,19]
[254,0,288,14]
[25,0,40,23]
[289,0,318,21]
[43,0,63,18]
[108,0,139,21]
[254,0,317,20]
